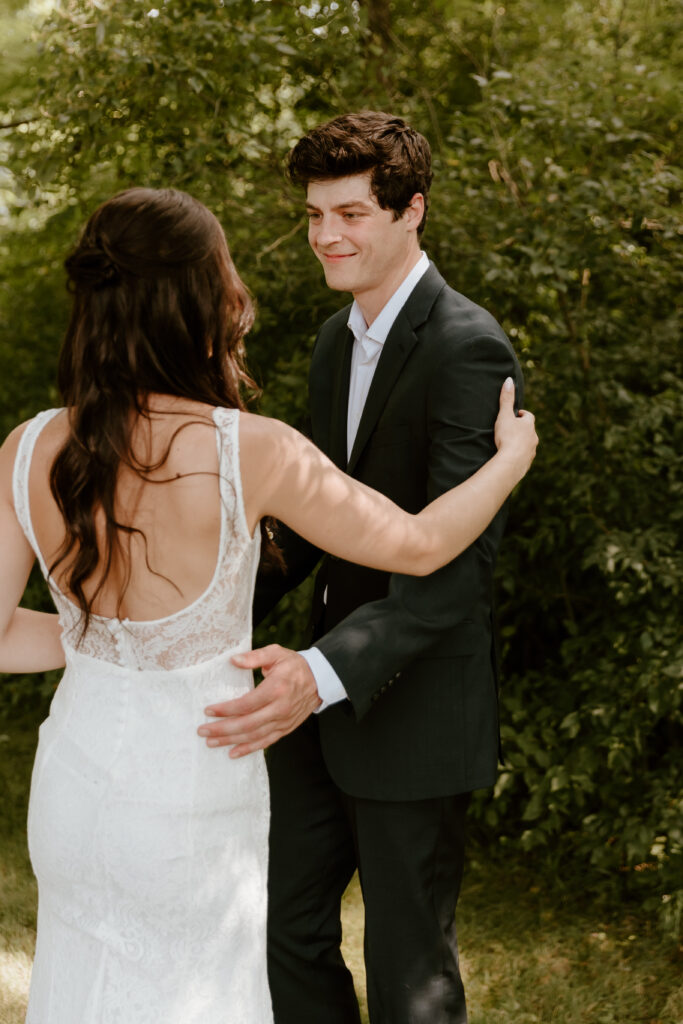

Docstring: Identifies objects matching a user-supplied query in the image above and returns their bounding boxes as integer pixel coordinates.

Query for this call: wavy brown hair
[50,187,271,633]
[287,110,433,234]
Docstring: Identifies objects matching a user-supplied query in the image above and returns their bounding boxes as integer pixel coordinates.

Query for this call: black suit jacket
[255,263,523,801]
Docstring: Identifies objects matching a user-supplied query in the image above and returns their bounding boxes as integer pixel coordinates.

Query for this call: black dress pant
[267,716,471,1024]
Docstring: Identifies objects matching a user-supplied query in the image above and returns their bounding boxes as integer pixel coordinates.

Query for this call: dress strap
[212,406,254,546]
[12,408,64,577]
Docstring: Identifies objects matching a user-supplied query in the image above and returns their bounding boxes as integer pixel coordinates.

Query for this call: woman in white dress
[0,188,537,1023]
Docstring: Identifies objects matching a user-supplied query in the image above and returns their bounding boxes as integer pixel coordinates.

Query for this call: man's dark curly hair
[287,111,433,235]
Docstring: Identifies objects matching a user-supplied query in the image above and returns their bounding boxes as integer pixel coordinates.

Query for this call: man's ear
[403,193,425,231]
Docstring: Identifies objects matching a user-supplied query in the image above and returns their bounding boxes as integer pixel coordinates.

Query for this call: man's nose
[315,219,343,246]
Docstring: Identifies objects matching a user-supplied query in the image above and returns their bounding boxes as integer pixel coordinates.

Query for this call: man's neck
[354,248,423,326]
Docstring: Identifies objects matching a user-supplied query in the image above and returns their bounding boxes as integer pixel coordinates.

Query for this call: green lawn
[2,710,681,1024]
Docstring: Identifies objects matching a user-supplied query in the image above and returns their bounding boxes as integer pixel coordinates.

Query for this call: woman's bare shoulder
[0,419,31,454]
[0,413,59,500]
[0,422,30,491]
[237,413,306,497]
[238,411,300,454]
[0,409,67,466]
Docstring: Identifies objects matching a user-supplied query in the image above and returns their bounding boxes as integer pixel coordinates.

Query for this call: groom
[204,112,523,1023]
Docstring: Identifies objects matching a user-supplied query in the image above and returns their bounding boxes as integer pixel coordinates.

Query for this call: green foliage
[0,0,681,931]
[431,9,683,927]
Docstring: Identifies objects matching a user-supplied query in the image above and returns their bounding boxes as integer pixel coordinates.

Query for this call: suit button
[395,672,401,679]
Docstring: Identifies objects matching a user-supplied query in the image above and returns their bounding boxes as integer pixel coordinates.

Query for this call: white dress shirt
[301,252,430,710]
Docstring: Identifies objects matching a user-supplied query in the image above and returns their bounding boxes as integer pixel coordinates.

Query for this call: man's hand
[197,645,322,758]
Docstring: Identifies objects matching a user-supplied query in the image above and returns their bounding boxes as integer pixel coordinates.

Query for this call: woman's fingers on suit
[497,377,517,423]
[498,378,536,422]
[498,377,537,421]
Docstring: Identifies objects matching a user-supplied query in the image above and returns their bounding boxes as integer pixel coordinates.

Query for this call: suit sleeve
[252,522,322,628]
[252,390,323,628]
[314,331,523,721]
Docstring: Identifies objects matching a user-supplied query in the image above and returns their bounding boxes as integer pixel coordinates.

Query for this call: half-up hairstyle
[50,187,271,633]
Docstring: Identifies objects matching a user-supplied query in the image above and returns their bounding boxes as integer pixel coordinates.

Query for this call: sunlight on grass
[0,949,32,1018]
[340,869,681,1024]
[341,876,368,1022]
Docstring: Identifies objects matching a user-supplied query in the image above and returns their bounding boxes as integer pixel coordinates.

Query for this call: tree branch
[257,217,306,261]
[0,117,36,130]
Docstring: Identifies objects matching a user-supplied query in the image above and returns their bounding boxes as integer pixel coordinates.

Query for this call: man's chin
[322,270,357,293]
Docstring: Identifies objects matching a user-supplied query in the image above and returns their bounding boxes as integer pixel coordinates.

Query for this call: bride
[0,187,537,1022]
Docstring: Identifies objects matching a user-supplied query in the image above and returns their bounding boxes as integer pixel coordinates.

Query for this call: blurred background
[0,1,681,1021]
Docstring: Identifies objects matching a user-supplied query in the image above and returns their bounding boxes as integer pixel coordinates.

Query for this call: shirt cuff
[299,647,349,713]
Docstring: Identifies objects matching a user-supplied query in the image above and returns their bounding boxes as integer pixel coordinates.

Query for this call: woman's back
[18,400,273,1024]
[16,399,260,670]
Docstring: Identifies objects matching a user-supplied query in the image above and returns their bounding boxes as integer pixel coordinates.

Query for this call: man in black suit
[204,112,524,1023]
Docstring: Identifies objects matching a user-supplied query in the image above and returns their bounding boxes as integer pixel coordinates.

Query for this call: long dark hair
[49,187,270,631]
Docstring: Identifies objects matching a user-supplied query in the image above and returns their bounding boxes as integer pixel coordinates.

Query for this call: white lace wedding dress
[13,407,273,1023]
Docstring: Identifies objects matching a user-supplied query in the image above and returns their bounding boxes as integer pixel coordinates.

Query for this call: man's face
[305,173,421,309]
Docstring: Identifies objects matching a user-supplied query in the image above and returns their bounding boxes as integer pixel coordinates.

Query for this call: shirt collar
[347,251,429,345]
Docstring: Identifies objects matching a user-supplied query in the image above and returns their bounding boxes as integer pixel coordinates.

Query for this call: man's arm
[252,521,322,627]
[200,330,523,754]
[314,330,521,719]
[252,397,324,627]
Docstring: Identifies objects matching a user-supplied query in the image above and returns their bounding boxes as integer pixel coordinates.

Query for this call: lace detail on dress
[13,406,260,670]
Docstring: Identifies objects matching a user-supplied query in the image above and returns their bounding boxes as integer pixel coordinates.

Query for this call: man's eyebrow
[305,200,374,212]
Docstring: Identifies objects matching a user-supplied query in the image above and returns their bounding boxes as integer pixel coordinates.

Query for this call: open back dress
[13,406,272,1023]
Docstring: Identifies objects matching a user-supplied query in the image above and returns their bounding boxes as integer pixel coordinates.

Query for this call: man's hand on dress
[198,645,322,758]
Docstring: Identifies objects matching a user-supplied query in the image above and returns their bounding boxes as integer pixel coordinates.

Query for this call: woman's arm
[0,608,65,674]
[240,378,537,576]
[0,424,65,674]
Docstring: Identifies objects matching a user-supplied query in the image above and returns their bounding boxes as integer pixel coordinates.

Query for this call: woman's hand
[494,377,538,480]
[239,377,539,581]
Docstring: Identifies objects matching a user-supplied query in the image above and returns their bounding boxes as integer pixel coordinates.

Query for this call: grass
[0,713,41,1024]
[2,709,681,1024]
[340,872,683,1024]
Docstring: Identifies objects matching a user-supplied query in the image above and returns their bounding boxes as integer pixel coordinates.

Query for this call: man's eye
[343,213,358,220]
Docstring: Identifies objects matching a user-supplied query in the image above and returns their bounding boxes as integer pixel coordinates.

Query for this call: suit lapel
[346,312,418,475]
[346,263,447,476]
[328,324,354,470]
